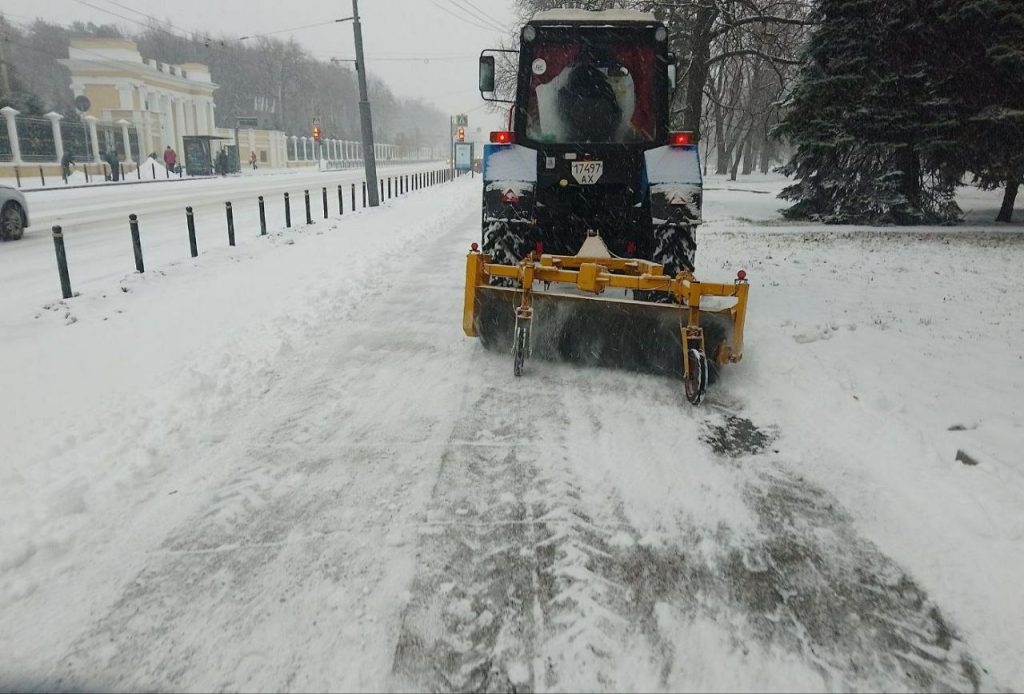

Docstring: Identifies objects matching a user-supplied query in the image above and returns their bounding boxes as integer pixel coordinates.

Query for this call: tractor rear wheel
[653,223,696,276]
[483,219,527,287]
[634,223,696,303]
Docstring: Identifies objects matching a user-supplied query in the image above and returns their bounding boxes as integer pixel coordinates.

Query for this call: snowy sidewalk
[1,175,1022,691]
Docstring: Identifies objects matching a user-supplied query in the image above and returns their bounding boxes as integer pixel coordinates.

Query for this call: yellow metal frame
[464,250,750,379]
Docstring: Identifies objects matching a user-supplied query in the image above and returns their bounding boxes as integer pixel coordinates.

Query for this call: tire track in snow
[550,381,989,692]
[38,189,485,692]
[392,359,993,692]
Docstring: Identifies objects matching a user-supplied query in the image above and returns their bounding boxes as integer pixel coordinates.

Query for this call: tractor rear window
[525,41,656,145]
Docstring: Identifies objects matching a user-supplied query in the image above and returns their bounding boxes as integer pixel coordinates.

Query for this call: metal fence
[0,117,141,164]
[16,116,58,163]
[61,119,93,161]
[0,124,10,162]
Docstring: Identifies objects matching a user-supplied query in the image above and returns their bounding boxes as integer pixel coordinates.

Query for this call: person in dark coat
[105,148,121,181]
[61,151,75,180]
[215,148,228,176]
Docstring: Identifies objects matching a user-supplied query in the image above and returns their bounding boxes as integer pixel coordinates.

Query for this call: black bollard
[351,183,356,211]
[304,189,312,224]
[52,226,73,299]
[380,178,384,202]
[129,214,144,273]
[259,196,267,235]
[14,167,21,187]
[186,206,198,257]
[39,167,45,186]
[338,185,344,216]
[136,164,141,180]
[120,163,125,181]
[225,202,236,246]
[362,182,366,208]
[387,177,392,199]
[285,192,292,228]
[322,187,328,219]
[151,162,155,179]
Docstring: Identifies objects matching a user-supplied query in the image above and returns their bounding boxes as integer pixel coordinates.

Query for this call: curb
[18,175,219,193]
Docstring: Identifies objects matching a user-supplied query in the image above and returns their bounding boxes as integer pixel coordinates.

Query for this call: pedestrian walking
[163,145,177,173]
[61,151,75,180]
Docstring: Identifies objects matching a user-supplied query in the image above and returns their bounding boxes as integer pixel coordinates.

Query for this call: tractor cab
[478,10,693,264]
[515,12,671,149]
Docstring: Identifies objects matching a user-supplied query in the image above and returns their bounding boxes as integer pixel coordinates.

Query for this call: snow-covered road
[1,174,1022,691]
[2,164,445,318]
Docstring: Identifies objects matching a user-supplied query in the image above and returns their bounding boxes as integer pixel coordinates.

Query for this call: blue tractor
[465,9,749,405]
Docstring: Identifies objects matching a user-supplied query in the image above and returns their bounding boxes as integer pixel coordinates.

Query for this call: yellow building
[60,38,218,159]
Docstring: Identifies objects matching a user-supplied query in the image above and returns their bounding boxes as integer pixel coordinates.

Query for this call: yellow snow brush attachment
[463,237,750,405]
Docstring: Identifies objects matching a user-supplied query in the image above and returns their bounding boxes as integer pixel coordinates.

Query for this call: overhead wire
[441,0,509,33]
[426,0,499,33]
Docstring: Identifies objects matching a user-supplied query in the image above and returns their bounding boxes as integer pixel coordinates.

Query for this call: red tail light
[669,131,694,146]
[490,131,514,144]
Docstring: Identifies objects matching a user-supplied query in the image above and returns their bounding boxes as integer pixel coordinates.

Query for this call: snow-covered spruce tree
[775,0,961,224]
[932,0,1024,222]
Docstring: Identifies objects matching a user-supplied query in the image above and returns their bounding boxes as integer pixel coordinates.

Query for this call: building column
[173,98,186,154]
[301,136,308,160]
[116,119,134,163]
[1,107,22,165]
[45,111,64,164]
[183,100,195,137]
[139,87,154,158]
[247,128,256,161]
[289,135,298,161]
[207,99,216,133]
[84,114,102,163]
[162,93,175,151]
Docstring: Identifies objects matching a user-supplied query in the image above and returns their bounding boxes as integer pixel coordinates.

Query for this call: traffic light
[457,127,465,142]
[312,125,321,142]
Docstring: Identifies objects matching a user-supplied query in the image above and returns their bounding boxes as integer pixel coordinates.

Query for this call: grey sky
[3,0,517,130]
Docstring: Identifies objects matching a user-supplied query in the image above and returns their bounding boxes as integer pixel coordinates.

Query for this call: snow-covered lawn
[0,172,1021,691]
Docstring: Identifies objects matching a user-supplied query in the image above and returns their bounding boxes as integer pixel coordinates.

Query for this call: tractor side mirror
[479,56,496,93]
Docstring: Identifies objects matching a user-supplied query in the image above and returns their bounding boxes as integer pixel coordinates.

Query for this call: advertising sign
[454,142,473,171]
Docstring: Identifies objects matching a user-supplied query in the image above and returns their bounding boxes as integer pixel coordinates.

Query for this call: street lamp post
[352,0,380,206]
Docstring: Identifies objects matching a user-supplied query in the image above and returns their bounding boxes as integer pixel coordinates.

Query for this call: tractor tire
[635,223,697,304]
[483,219,527,287]
[653,223,696,276]
[1,202,25,241]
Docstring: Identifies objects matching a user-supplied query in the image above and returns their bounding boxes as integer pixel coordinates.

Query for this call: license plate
[571,161,603,185]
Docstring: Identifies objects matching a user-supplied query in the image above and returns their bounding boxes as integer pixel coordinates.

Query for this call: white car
[1,185,29,241]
